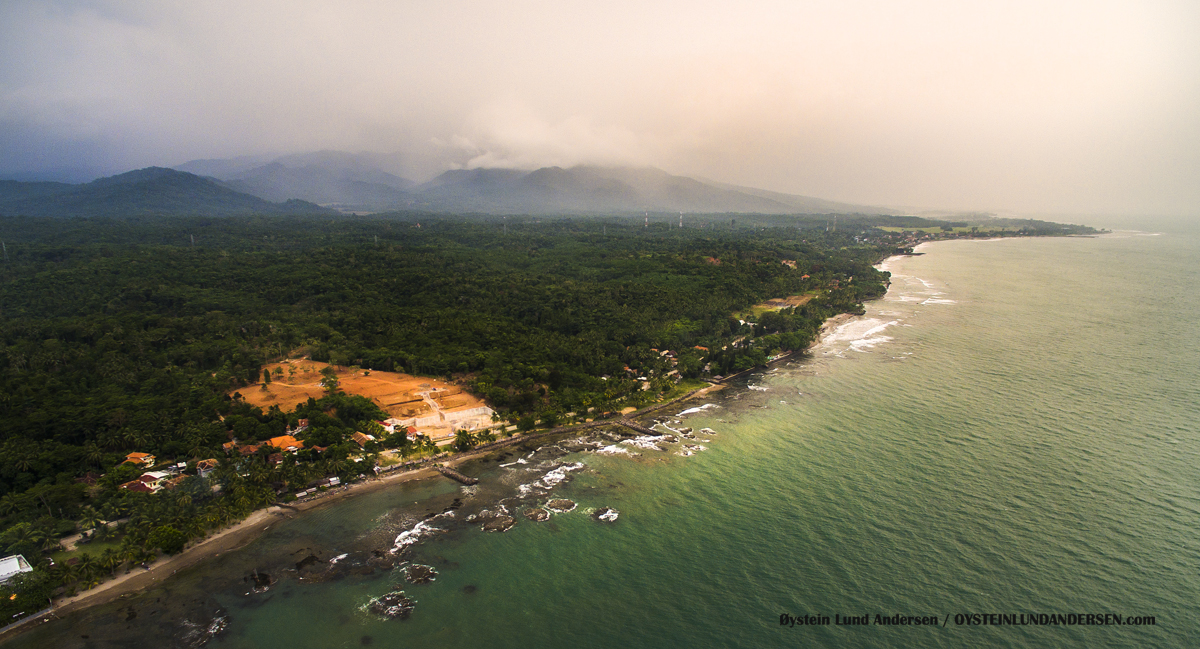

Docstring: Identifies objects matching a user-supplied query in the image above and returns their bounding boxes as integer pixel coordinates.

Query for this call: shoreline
[1,382,730,638]
[2,303,861,640]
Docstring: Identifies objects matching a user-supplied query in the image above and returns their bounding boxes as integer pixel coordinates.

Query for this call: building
[123,452,156,467]
[266,435,304,452]
[120,471,171,493]
[196,459,219,478]
[351,432,376,448]
[0,555,33,584]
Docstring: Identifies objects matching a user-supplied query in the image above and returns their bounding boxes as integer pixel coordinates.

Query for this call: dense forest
[0,212,1095,610]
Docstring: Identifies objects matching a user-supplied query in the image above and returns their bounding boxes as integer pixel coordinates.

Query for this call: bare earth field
[743,293,814,317]
[233,360,493,440]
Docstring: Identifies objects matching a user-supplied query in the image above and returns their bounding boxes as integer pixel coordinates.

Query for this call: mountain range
[0,167,332,218]
[180,151,896,215]
[0,151,896,217]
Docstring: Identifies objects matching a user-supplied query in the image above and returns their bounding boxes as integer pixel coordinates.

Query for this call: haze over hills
[0,167,333,217]
[178,151,417,210]
[0,152,897,218]
[175,151,896,215]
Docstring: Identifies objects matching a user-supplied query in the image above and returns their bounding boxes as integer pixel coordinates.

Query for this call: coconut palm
[0,494,17,517]
[100,547,122,575]
[39,535,61,553]
[75,553,99,583]
[78,505,104,531]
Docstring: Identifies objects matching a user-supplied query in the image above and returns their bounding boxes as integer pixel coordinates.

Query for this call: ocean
[8,224,1199,648]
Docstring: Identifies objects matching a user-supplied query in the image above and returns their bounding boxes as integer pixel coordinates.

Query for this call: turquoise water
[9,229,1200,648]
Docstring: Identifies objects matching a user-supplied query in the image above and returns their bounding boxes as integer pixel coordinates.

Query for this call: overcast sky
[2,0,1197,216]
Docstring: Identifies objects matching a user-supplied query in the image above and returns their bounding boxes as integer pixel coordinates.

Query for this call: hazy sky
[2,0,1197,215]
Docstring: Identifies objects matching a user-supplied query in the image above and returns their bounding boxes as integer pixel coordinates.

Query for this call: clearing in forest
[742,294,814,317]
[233,360,494,440]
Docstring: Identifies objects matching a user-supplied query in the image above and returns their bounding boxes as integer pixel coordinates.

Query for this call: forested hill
[0,214,880,468]
[0,167,333,217]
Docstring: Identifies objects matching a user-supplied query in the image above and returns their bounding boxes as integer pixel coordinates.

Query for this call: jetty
[616,419,658,436]
[435,465,479,485]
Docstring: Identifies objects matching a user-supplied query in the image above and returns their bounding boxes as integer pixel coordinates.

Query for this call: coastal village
[107,361,499,499]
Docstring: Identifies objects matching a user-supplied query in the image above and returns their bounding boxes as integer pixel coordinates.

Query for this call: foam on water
[516,461,586,496]
[390,519,445,553]
[622,436,668,451]
[676,403,718,416]
[596,444,636,456]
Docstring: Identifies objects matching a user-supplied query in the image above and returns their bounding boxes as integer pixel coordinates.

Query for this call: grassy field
[49,537,123,564]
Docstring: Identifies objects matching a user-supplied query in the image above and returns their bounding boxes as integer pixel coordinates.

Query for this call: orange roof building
[122,452,156,466]
[266,435,304,452]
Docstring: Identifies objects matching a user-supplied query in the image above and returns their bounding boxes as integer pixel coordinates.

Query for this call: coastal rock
[593,507,619,523]
[369,591,415,620]
[245,570,273,592]
[178,608,228,649]
[482,516,516,532]
[474,505,509,521]
[368,550,402,570]
[404,564,438,584]
[295,555,324,571]
[545,499,576,512]
[524,508,550,521]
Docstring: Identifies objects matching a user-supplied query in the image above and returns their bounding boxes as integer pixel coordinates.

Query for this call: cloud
[0,0,1197,214]
[445,99,652,171]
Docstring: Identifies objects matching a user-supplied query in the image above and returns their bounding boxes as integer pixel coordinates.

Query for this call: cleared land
[233,360,493,440]
[741,294,814,317]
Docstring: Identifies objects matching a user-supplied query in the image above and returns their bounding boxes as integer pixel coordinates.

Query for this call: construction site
[233,360,496,442]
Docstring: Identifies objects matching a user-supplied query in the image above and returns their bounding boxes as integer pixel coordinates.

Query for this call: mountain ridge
[0,167,333,217]
[175,152,897,215]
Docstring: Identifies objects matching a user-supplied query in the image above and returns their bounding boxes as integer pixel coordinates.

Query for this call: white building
[0,554,33,584]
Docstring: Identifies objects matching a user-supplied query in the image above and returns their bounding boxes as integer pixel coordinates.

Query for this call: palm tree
[188,439,207,459]
[79,505,104,531]
[39,535,62,553]
[325,457,348,476]
[100,547,122,575]
[84,444,105,467]
[10,523,46,549]
[75,552,99,584]
[182,518,204,540]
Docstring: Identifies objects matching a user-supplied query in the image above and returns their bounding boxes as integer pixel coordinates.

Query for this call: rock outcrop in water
[404,564,438,584]
[593,507,619,522]
[524,508,550,521]
[369,590,415,619]
[546,499,576,512]
[482,515,516,532]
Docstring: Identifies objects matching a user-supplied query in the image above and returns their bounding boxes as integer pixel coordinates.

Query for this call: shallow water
[10,230,1200,648]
